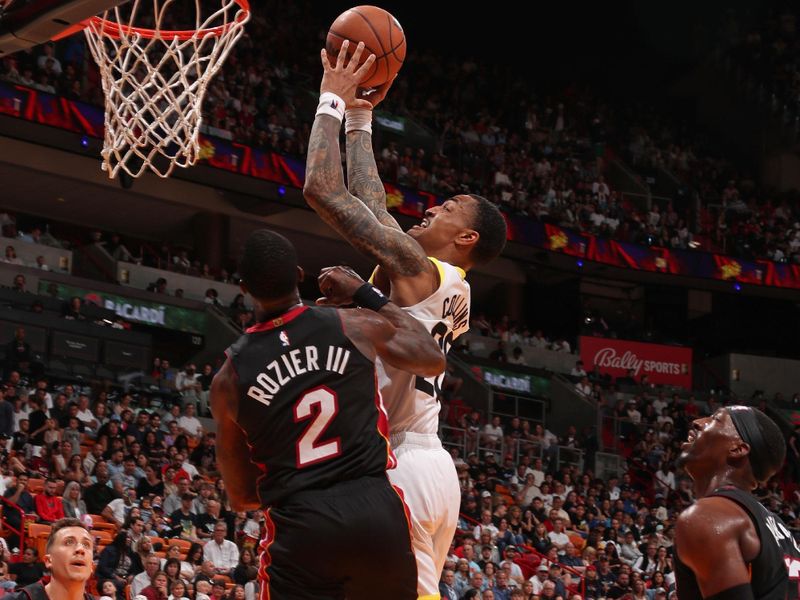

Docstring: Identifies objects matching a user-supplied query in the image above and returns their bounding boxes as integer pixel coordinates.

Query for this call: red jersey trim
[258,509,276,600]
[246,305,308,334]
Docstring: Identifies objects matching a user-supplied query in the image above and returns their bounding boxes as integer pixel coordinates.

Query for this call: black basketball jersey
[675,486,800,600]
[225,305,395,508]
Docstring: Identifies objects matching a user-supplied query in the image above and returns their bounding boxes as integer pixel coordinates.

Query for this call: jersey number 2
[293,387,341,468]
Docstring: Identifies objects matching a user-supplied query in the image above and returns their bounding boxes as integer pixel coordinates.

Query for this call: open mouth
[412,218,430,230]
[70,560,88,568]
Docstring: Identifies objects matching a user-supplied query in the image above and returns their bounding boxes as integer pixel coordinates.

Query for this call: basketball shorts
[388,432,461,599]
[258,474,417,600]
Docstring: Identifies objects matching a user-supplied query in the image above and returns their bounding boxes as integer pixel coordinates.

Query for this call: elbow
[418,351,446,378]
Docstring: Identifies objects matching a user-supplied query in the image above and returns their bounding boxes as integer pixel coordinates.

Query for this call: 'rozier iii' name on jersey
[442,294,469,333]
[247,344,351,406]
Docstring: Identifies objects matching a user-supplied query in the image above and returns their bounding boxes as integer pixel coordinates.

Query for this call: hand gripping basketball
[316,265,367,306]
[320,40,376,110]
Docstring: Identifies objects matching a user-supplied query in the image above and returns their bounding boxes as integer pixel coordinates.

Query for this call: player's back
[377,257,470,435]
[675,486,800,599]
[225,305,394,508]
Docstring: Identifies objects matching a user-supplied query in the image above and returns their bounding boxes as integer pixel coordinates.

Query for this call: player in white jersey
[304,42,508,599]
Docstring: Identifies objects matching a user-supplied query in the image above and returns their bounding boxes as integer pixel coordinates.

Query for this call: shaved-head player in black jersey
[675,406,800,600]
[210,229,446,600]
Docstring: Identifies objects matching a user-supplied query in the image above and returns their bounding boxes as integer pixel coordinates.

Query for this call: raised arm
[318,266,444,378]
[209,361,263,512]
[303,42,435,286]
[345,79,401,231]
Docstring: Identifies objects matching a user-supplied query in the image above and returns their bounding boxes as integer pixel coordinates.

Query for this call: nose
[425,207,438,217]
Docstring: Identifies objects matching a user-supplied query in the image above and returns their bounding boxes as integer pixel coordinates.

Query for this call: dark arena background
[0,0,798,598]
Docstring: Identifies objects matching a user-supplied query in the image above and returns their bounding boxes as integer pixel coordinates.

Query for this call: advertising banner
[3,80,799,290]
[579,336,693,388]
[39,281,206,334]
[472,365,551,397]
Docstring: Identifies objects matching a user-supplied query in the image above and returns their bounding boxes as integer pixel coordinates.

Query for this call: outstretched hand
[320,40,376,110]
[317,265,367,306]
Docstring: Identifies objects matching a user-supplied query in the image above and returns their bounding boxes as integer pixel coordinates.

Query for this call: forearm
[304,114,427,277]
[216,437,261,511]
[346,130,401,231]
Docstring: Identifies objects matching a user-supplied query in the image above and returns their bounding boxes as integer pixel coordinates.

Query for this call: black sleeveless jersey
[675,486,800,600]
[225,305,395,508]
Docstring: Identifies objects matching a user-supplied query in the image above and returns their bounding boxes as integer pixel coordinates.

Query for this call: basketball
[326,5,406,89]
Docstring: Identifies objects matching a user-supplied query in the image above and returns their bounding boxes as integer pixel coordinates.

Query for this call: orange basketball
[326,5,406,88]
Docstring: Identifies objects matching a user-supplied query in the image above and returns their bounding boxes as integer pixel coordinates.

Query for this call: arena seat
[28,523,51,557]
[27,480,44,495]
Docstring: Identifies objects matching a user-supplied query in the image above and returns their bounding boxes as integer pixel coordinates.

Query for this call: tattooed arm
[304,43,437,304]
[304,114,436,300]
[346,129,401,231]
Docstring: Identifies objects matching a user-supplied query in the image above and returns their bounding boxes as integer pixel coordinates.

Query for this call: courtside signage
[579,336,692,388]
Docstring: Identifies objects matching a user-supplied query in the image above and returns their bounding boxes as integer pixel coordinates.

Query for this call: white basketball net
[83,0,249,178]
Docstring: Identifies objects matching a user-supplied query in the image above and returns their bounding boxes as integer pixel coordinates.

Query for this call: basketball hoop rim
[86,0,249,40]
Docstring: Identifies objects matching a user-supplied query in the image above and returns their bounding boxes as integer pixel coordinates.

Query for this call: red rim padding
[53,0,249,41]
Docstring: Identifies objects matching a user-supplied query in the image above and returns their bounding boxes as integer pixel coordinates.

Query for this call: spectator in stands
[34,477,65,524]
[8,547,44,588]
[140,569,170,600]
[3,473,34,547]
[3,246,22,266]
[203,521,239,576]
[508,347,527,366]
[6,327,32,375]
[128,553,159,597]
[489,341,507,362]
[33,256,48,271]
[0,386,13,438]
[175,366,201,411]
[84,462,119,515]
[203,289,221,307]
[177,403,202,440]
[98,530,140,594]
[62,297,85,321]
[102,487,134,528]
[61,480,87,519]
[147,278,168,294]
[169,493,198,541]
[482,416,504,449]
[570,360,587,378]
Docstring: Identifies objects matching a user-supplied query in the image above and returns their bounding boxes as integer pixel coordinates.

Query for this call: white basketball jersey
[375,257,470,435]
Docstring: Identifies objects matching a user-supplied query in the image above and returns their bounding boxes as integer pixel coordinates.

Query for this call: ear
[455,229,479,248]
[729,438,751,461]
[43,553,51,570]
[297,266,305,283]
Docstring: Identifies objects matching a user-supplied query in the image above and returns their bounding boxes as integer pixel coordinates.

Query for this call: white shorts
[388,432,460,599]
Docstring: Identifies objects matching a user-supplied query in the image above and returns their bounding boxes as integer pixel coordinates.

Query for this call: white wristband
[345,108,373,135]
[316,92,345,123]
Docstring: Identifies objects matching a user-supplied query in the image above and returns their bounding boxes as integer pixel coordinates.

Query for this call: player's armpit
[341,308,445,378]
[304,114,432,281]
[675,498,753,598]
[210,360,262,511]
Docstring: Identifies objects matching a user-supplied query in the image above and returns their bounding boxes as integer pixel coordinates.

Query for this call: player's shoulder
[677,496,752,539]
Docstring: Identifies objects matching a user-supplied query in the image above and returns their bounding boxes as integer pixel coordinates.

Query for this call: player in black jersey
[210,229,445,600]
[675,406,800,600]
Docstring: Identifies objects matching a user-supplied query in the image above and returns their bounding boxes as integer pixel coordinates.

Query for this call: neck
[427,247,471,272]
[252,293,302,323]
[691,467,754,498]
[45,577,86,600]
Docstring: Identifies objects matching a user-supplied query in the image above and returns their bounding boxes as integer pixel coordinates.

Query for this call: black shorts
[257,474,417,600]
